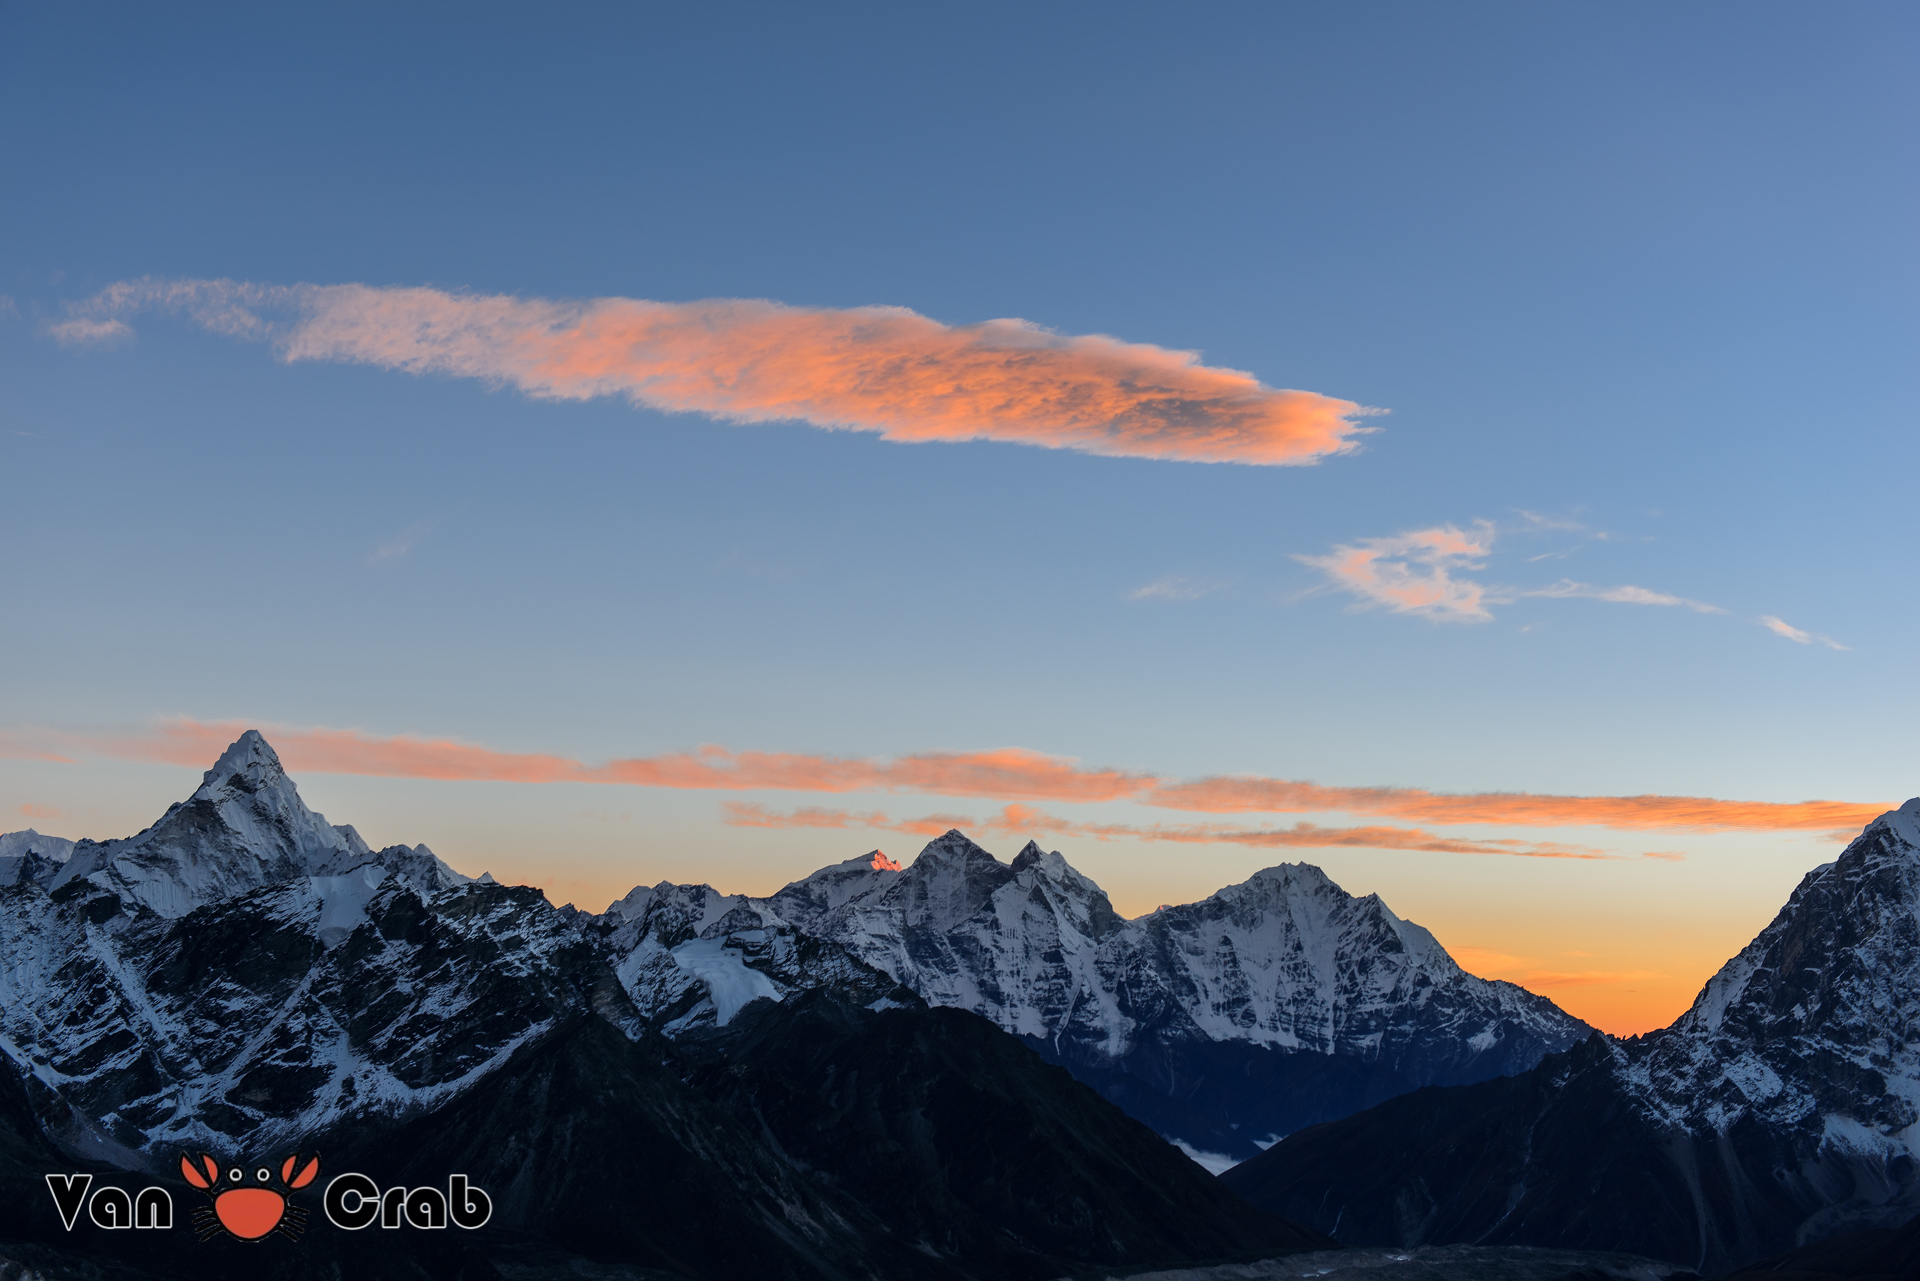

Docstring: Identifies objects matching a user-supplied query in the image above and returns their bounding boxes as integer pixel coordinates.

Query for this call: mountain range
[747,825,1591,1165]
[7,728,1912,1278]
[0,729,1584,1173]
[0,731,1368,1278]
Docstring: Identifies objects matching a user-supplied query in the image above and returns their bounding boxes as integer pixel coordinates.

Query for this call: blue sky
[5,2,1917,1030]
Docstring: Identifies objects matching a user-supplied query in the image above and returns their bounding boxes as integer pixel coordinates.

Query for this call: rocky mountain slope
[1223,800,1920,1275]
[757,831,1591,1163]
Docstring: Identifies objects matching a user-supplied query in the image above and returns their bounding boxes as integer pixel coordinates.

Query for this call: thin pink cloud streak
[89,720,1152,803]
[60,278,1375,467]
[0,731,77,764]
[1140,776,1883,834]
[722,801,1666,862]
[44,719,1885,838]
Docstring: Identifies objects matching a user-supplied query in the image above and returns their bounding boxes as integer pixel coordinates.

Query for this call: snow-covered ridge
[0,829,75,863]
[0,829,75,888]
[755,830,1587,1083]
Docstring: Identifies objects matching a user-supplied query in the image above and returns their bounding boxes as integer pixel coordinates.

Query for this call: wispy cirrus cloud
[1296,519,1723,623]
[0,731,75,764]
[1523,580,1723,614]
[1758,615,1848,650]
[53,278,1377,467]
[1128,575,1225,602]
[48,317,131,344]
[367,519,436,567]
[723,801,1680,862]
[24,717,1886,837]
[1294,522,1496,621]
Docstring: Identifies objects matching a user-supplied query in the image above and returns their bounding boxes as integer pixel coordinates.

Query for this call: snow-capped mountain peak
[757,833,1589,1159]
[1641,796,1920,1144]
[1878,794,1920,849]
[38,730,474,919]
[0,830,75,863]
[179,728,368,864]
[888,829,1016,934]
[765,850,905,927]
[200,725,282,786]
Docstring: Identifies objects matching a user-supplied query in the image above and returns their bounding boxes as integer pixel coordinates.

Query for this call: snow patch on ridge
[310,864,388,948]
[669,938,784,1026]
[1172,1140,1241,1175]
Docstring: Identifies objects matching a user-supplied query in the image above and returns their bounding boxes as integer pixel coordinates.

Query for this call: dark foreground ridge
[0,998,1326,1280]
[1722,1209,1920,1281]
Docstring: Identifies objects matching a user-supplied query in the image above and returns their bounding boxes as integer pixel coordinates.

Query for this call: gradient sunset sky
[5,3,1918,1035]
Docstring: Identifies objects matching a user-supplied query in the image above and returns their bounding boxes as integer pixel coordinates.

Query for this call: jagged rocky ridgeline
[746,829,1590,1165]
[1223,799,1920,1276]
[0,730,1588,1169]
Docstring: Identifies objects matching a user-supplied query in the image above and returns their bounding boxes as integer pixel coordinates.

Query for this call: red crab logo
[178,1152,320,1241]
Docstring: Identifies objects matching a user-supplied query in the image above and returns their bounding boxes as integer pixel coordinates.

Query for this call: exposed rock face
[1223,800,1920,1275]
[764,831,1591,1162]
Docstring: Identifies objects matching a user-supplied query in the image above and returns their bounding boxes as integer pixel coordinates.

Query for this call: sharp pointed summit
[201,726,283,786]
[47,729,377,918]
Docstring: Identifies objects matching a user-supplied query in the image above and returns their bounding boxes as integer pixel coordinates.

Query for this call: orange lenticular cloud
[58,278,1375,467]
